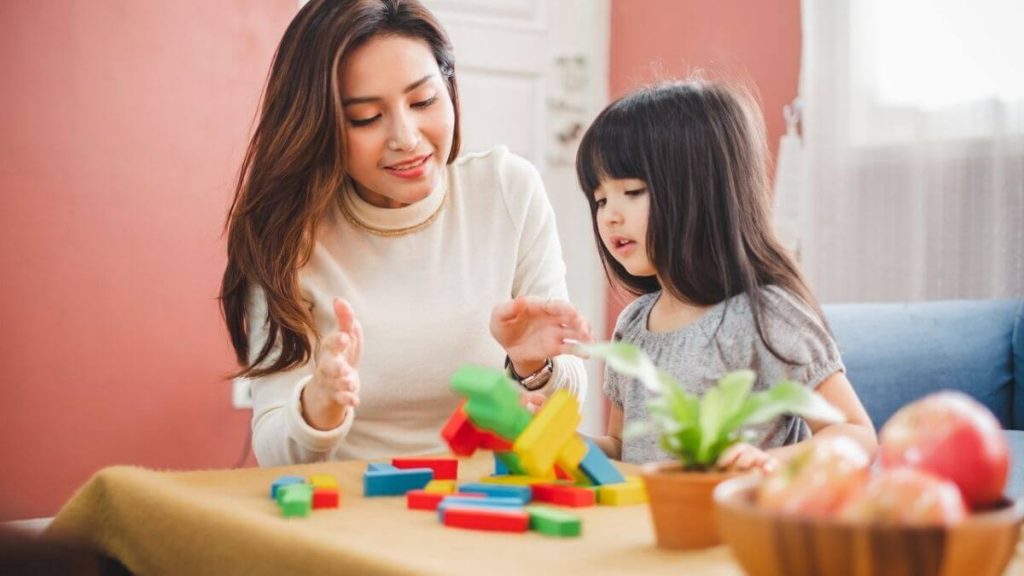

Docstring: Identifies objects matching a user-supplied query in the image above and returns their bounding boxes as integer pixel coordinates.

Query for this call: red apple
[757,436,871,518]
[839,467,967,525]
[879,391,1009,508]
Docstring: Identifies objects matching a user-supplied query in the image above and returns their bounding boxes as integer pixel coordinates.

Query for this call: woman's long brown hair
[221,0,461,377]
[576,79,828,364]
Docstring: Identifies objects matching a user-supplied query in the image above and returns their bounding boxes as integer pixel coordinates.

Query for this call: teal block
[494,451,526,475]
[578,438,625,485]
[364,467,433,497]
[458,482,531,504]
[270,475,306,500]
[436,496,525,520]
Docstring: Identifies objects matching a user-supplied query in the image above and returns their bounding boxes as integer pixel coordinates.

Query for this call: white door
[429,0,609,434]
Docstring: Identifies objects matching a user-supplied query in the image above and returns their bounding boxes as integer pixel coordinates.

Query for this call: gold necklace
[337,187,448,237]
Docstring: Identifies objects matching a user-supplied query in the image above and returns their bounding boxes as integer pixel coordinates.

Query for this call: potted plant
[582,342,844,550]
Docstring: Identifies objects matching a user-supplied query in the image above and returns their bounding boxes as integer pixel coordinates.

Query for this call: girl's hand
[717,443,778,473]
[302,298,364,431]
[490,296,592,376]
[520,391,547,414]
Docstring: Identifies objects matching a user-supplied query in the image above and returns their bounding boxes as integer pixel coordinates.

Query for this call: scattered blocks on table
[458,483,532,504]
[312,486,340,509]
[513,390,582,477]
[531,483,595,508]
[278,483,313,518]
[309,474,338,489]
[392,457,458,480]
[443,506,529,533]
[578,438,626,485]
[527,506,582,537]
[424,480,456,494]
[270,475,306,500]
[597,476,648,506]
[364,466,433,497]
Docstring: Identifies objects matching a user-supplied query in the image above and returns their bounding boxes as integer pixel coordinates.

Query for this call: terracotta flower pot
[641,461,736,550]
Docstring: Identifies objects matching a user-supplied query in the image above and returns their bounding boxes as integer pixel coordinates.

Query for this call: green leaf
[739,380,846,426]
[697,370,755,462]
[580,342,660,392]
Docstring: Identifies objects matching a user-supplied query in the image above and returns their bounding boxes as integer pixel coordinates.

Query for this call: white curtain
[778,0,1024,303]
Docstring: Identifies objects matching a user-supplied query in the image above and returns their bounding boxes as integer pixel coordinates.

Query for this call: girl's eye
[412,96,438,109]
[625,187,647,197]
[594,198,607,208]
[349,115,380,127]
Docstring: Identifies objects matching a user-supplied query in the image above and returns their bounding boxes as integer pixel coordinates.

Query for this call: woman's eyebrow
[342,74,435,106]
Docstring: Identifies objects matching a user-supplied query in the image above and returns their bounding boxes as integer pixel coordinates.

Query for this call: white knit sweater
[248,147,587,466]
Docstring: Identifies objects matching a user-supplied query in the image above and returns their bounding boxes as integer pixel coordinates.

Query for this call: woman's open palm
[490,296,591,366]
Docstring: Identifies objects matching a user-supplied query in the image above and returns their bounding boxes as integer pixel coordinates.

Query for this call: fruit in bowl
[838,467,967,525]
[757,436,870,518]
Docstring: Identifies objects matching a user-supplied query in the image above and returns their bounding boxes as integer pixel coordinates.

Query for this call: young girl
[576,79,877,471]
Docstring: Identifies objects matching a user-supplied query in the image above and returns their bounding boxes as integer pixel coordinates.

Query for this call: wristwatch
[505,356,554,391]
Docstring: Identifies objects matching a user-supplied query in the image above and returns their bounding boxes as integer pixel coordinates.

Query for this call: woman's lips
[385,154,431,179]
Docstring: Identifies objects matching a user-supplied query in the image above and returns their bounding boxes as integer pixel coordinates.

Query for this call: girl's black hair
[576,79,829,363]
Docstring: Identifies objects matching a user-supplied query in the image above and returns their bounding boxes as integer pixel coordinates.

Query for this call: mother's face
[340,34,456,209]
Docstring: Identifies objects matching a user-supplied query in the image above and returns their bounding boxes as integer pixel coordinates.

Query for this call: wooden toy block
[480,475,553,486]
[436,496,525,520]
[458,483,532,504]
[309,474,338,489]
[531,483,595,508]
[479,431,514,451]
[443,506,529,533]
[312,487,340,509]
[440,405,487,456]
[512,390,581,477]
[555,434,588,472]
[392,457,458,480]
[578,437,625,485]
[367,462,397,472]
[270,475,305,500]
[494,452,509,475]
[494,451,528,476]
[450,365,532,439]
[407,489,472,511]
[278,483,313,518]
[424,480,456,494]
[597,476,648,506]
[526,505,582,537]
[363,467,433,497]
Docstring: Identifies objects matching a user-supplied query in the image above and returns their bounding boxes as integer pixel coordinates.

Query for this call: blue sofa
[824,299,1023,499]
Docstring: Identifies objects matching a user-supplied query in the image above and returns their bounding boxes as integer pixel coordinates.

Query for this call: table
[45,453,745,576]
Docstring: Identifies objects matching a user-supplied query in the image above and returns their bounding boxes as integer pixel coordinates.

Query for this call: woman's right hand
[301,298,363,431]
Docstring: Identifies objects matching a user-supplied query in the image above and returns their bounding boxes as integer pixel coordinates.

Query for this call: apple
[839,467,967,525]
[879,391,1009,508]
[757,436,871,518]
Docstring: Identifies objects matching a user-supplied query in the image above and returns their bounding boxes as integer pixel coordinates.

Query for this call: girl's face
[340,35,455,209]
[594,178,656,277]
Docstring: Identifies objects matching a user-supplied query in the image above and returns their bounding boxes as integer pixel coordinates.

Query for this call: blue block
[436,496,525,520]
[367,462,397,472]
[457,482,531,504]
[363,467,433,497]
[578,438,625,485]
[270,475,306,499]
[493,453,509,476]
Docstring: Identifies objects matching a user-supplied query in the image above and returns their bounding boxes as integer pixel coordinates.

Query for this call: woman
[220,0,590,466]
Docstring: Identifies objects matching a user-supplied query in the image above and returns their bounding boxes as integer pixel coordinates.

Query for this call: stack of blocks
[270,474,341,518]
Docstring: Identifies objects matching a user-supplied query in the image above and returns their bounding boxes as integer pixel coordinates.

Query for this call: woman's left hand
[717,443,778,473]
[490,296,592,376]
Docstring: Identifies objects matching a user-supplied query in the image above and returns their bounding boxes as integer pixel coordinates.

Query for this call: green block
[450,365,532,439]
[527,505,582,537]
[495,451,527,475]
[278,483,313,518]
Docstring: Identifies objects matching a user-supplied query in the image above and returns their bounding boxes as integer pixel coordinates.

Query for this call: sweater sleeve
[497,150,588,404]
[246,286,355,466]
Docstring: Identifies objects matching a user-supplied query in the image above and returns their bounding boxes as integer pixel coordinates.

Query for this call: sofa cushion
[1013,300,1024,429]
[824,300,1020,430]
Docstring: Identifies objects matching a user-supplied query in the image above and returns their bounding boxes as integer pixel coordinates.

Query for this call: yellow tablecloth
[44,453,746,576]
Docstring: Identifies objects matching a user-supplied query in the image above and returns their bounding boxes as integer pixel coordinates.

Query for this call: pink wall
[606,0,802,329]
[0,1,295,521]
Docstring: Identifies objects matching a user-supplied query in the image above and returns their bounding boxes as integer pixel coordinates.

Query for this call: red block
[441,405,483,456]
[443,507,529,532]
[393,457,459,480]
[554,465,573,481]
[531,483,595,508]
[406,490,447,511]
[478,431,513,452]
[312,487,340,509]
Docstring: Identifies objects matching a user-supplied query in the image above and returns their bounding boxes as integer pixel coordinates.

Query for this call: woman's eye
[412,96,438,109]
[349,115,380,127]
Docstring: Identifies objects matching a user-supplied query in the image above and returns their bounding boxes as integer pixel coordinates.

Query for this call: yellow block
[424,480,456,494]
[555,435,588,477]
[597,476,648,506]
[513,390,581,477]
[309,474,338,489]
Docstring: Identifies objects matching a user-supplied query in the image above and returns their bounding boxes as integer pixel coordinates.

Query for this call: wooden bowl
[713,474,1024,576]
